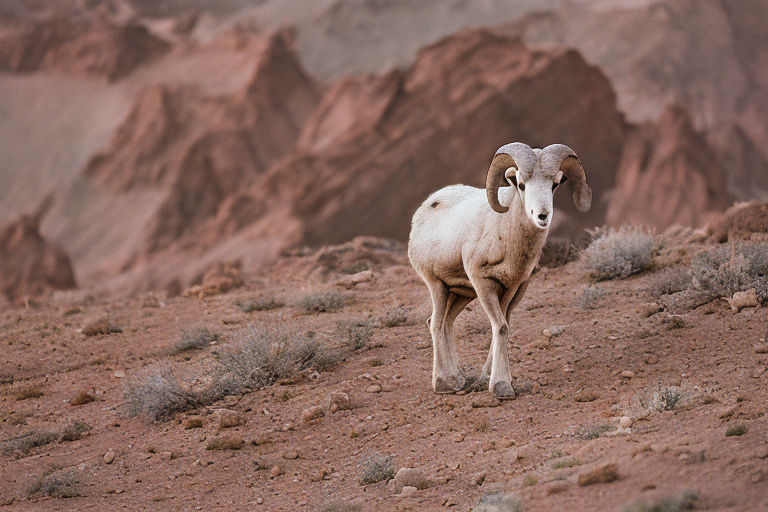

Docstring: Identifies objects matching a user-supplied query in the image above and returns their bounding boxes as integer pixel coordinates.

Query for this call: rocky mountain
[0,213,76,304]
[0,16,170,80]
[606,105,733,231]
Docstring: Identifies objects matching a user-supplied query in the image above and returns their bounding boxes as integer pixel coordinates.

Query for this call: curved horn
[485,142,535,214]
[541,144,592,212]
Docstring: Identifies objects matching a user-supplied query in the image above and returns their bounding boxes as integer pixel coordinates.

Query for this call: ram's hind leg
[425,279,464,393]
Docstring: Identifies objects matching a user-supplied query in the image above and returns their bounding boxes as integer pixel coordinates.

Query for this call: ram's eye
[518,183,525,191]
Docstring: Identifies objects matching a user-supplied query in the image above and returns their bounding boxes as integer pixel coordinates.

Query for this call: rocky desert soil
[1,236,766,511]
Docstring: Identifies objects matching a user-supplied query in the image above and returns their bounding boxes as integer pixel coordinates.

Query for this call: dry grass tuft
[380,306,409,327]
[1,430,58,456]
[173,328,217,353]
[60,420,89,442]
[297,291,346,313]
[583,226,655,281]
[26,470,81,499]
[623,490,698,512]
[358,452,394,485]
[70,391,95,406]
[206,436,244,451]
[15,386,43,401]
[236,296,285,313]
[339,319,374,351]
[123,363,201,421]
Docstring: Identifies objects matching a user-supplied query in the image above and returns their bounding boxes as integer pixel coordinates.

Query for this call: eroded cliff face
[0,214,76,303]
[607,105,733,231]
[219,30,627,252]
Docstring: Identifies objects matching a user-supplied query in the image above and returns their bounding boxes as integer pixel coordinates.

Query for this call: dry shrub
[473,493,525,512]
[60,420,89,442]
[636,385,686,414]
[123,363,201,421]
[358,452,394,485]
[70,391,95,406]
[319,502,361,512]
[26,470,81,498]
[173,328,217,353]
[1,430,58,456]
[209,323,339,398]
[623,491,698,512]
[297,291,346,313]
[236,296,285,313]
[583,226,655,281]
[15,386,43,401]
[206,437,244,450]
[578,286,606,310]
[380,306,409,327]
[339,320,374,351]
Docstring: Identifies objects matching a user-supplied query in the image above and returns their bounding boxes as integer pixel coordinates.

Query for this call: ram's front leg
[472,278,515,398]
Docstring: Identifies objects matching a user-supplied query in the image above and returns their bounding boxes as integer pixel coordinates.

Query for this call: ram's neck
[496,191,549,276]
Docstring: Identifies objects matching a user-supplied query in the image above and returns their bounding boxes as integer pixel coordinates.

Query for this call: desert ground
[1,233,766,511]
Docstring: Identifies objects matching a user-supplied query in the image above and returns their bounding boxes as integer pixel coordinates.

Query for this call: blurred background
[1,0,766,302]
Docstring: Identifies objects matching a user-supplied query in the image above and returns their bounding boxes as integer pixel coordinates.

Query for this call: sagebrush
[583,226,655,281]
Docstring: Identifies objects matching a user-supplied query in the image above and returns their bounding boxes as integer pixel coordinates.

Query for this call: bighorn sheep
[408,143,591,398]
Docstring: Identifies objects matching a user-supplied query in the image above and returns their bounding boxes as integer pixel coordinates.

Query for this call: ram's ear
[504,166,518,186]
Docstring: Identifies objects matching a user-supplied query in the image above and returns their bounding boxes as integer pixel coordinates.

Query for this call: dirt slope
[0,236,765,511]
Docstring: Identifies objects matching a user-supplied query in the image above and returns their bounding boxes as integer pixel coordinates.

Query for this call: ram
[408,142,591,398]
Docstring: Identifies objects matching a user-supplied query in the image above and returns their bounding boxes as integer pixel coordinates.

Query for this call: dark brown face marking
[430,201,440,208]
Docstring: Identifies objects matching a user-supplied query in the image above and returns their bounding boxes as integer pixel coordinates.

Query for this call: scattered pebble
[753,343,768,354]
[643,352,659,365]
[640,302,660,317]
[282,449,299,460]
[104,449,116,464]
[269,465,283,478]
[393,467,431,493]
[472,395,501,408]
[620,370,635,379]
[577,463,618,486]
[727,288,758,312]
[365,383,382,393]
[400,485,418,497]
[473,471,487,486]
[543,325,565,338]
[217,410,245,431]
[82,315,121,336]
[302,405,325,422]
[113,370,126,378]
[619,416,633,428]
[328,392,351,412]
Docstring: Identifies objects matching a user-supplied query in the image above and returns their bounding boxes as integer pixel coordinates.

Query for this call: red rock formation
[222,29,627,248]
[606,105,733,231]
[0,215,76,303]
[82,29,322,258]
[0,17,170,80]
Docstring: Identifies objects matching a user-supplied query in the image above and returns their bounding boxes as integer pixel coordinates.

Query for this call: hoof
[491,381,516,399]
[433,374,467,393]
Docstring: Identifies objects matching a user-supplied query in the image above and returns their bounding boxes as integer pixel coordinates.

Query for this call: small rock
[217,410,245,431]
[505,448,520,463]
[309,468,330,482]
[640,302,661,317]
[103,449,116,464]
[577,463,619,486]
[452,432,466,443]
[269,465,283,478]
[113,370,126,378]
[256,497,264,505]
[282,449,299,460]
[302,405,325,422]
[574,391,598,402]
[473,471,487,486]
[336,270,375,289]
[543,325,565,338]
[643,352,660,365]
[184,418,203,429]
[365,383,382,393]
[753,343,768,354]
[472,395,501,408]
[727,288,758,312]
[328,392,351,412]
[620,370,635,379]
[82,315,121,336]
[545,480,571,495]
[750,470,764,484]
[619,416,633,428]
[393,467,431,493]
[400,485,418,497]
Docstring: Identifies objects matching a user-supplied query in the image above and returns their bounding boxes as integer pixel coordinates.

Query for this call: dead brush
[173,328,217,353]
[358,452,394,485]
[123,363,202,421]
[26,469,81,499]
[582,226,655,281]
[297,291,347,313]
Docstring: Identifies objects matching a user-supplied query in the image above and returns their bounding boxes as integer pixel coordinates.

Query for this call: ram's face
[505,165,567,230]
